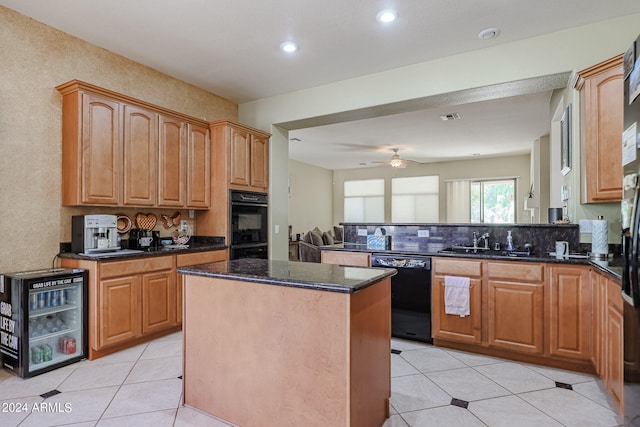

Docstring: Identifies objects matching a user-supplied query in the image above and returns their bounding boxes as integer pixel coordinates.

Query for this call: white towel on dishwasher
[444,276,470,316]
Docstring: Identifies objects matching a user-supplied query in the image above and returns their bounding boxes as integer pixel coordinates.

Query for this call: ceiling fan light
[390,158,403,168]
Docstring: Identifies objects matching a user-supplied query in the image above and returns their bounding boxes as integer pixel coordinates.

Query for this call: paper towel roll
[592,217,608,255]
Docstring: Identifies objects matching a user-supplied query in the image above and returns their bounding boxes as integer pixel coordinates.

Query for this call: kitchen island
[177,258,395,427]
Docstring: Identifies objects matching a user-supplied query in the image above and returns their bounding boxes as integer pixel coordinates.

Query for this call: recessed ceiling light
[280,41,298,53]
[376,9,398,23]
[478,28,501,40]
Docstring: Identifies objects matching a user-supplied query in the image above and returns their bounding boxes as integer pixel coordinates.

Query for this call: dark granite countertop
[57,242,227,261]
[320,243,623,281]
[177,258,397,294]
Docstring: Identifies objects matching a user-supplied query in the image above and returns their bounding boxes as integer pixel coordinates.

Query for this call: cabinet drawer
[176,250,227,267]
[321,250,371,267]
[433,257,482,278]
[100,256,173,278]
[487,262,544,282]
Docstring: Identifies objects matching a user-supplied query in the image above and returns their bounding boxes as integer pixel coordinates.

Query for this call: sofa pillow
[303,232,313,244]
[310,230,325,246]
[323,231,334,245]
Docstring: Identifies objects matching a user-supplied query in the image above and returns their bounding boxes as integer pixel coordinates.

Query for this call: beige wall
[332,154,531,224]
[0,6,237,273]
[288,159,334,238]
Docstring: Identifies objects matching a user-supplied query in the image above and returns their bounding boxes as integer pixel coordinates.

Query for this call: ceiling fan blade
[403,159,423,165]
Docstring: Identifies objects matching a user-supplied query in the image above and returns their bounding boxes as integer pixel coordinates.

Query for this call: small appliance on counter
[71,215,120,254]
[129,228,154,249]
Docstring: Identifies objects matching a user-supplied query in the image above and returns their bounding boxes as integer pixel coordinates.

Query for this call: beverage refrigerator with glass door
[0,268,88,378]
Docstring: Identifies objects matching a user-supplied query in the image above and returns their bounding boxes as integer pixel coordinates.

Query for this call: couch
[298,226,343,262]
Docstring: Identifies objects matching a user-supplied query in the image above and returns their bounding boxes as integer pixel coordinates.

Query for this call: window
[344,179,384,222]
[470,179,515,223]
[391,176,439,222]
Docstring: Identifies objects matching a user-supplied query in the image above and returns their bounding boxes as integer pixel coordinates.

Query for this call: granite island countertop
[177,258,396,293]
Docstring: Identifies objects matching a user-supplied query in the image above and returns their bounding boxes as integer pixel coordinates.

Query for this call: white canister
[591,216,608,255]
[555,241,569,259]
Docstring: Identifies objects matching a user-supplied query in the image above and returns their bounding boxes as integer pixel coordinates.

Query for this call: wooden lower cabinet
[487,281,544,354]
[432,258,482,344]
[99,275,140,348]
[548,265,592,360]
[606,276,624,413]
[60,250,227,359]
[321,250,371,267]
[432,257,624,414]
[592,272,606,375]
[486,262,545,354]
[141,270,175,334]
[432,258,594,366]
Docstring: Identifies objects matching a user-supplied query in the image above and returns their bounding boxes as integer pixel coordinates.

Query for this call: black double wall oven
[230,190,268,260]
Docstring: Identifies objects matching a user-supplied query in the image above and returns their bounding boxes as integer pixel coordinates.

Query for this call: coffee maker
[129,228,154,249]
[72,215,120,254]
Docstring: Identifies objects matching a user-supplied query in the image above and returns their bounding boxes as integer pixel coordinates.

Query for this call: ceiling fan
[371,148,422,168]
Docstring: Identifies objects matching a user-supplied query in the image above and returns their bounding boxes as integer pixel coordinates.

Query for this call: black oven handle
[231,201,268,208]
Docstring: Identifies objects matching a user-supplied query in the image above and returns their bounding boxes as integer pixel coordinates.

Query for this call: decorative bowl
[160,238,173,246]
[171,226,191,245]
[172,234,190,245]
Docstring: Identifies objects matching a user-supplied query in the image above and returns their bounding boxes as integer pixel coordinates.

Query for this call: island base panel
[183,275,390,427]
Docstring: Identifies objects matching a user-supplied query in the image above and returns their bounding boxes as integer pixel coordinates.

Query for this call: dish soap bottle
[505,231,514,251]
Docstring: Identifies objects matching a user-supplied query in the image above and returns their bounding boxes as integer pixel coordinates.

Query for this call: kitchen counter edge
[319,243,622,282]
[57,243,228,261]
[177,259,396,294]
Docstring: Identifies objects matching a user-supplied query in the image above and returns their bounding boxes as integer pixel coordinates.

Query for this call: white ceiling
[2,0,639,169]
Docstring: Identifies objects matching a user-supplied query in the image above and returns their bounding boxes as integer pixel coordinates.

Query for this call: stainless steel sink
[438,247,532,257]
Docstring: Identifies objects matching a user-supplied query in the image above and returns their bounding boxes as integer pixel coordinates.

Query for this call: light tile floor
[0,333,623,426]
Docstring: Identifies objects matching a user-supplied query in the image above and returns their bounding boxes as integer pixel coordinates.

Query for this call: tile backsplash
[342,223,585,256]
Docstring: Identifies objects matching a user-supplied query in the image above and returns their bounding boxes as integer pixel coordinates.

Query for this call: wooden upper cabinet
[229,126,251,187]
[250,133,269,189]
[82,93,122,205]
[186,123,211,208]
[123,105,157,206]
[59,89,122,206]
[158,114,186,207]
[576,54,624,203]
[57,80,211,209]
[217,121,270,192]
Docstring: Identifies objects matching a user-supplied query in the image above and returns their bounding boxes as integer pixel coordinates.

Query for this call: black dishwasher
[371,254,432,343]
